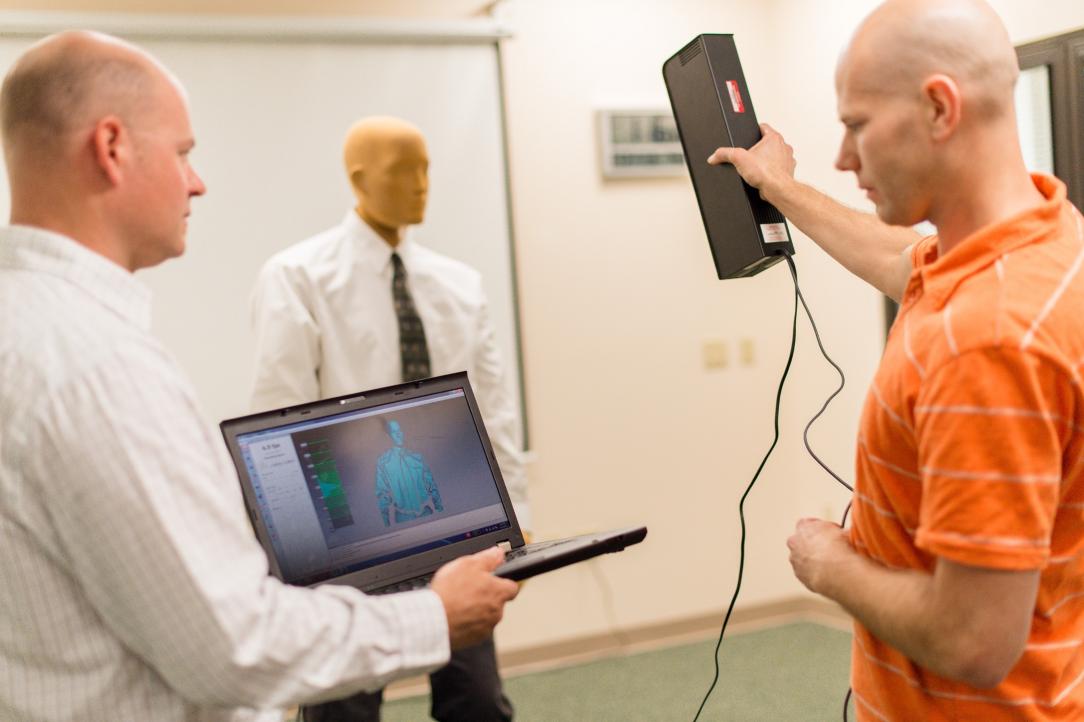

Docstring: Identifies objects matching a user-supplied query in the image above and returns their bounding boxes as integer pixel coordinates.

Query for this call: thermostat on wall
[596,108,686,179]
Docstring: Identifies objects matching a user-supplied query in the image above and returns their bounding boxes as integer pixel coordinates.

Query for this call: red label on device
[726,80,745,113]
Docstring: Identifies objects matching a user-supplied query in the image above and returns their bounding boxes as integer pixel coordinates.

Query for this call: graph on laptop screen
[235,387,511,586]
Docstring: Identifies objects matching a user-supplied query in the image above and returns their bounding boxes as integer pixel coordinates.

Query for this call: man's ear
[922,74,962,142]
[91,115,128,185]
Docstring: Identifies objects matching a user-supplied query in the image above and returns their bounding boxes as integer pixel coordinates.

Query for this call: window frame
[885,27,1084,337]
[1016,27,1084,211]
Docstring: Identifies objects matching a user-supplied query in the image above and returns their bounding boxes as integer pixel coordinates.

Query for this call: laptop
[220,372,647,593]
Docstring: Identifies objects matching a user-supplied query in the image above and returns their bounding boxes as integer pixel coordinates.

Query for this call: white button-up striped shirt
[0,226,450,722]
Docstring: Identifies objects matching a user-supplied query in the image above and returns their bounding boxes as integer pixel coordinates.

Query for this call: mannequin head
[384,419,404,447]
[343,116,429,247]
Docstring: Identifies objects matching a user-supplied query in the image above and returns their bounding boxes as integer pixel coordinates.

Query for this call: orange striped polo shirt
[851,175,1084,722]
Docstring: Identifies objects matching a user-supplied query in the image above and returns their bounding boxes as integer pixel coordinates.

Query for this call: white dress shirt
[250,212,530,528]
[0,226,450,722]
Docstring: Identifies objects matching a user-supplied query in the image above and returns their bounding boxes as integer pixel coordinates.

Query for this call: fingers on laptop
[431,550,519,649]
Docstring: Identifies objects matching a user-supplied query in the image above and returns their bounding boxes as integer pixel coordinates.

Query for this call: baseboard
[384,595,851,701]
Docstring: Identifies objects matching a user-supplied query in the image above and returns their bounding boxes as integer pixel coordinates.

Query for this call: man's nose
[189,166,207,197]
[834,144,855,173]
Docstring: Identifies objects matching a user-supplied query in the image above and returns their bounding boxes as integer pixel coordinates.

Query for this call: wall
[495,0,1084,654]
[758,0,899,538]
[990,0,1084,43]
[494,0,810,651]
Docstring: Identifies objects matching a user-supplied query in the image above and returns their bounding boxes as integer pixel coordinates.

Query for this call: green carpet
[384,621,854,721]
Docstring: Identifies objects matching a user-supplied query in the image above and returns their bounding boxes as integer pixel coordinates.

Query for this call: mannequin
[344,116,429,247]
[250,116,525,722]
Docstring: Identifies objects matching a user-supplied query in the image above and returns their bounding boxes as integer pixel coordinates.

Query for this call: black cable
[784,255,853,495]
[691,261,799,722]
[693,253,858,720]
[784,255,856,722]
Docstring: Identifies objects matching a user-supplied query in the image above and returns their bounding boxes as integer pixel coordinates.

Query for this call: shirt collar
[916,174,1070,310]
[340,210,417,276]
[0,224,151,330]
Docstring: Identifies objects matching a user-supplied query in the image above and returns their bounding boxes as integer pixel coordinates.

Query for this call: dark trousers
[302,638,513,722]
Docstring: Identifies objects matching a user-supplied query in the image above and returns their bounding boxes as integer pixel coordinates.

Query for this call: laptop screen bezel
[219,371,525,591]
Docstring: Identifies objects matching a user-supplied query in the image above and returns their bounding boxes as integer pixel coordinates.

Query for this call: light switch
[703,340,729,369]
[739,338,755,366]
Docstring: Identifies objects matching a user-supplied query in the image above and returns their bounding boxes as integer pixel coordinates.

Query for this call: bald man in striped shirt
[710,1,1084,720]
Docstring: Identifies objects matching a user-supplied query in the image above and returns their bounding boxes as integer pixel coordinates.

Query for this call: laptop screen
[234,386,511,586]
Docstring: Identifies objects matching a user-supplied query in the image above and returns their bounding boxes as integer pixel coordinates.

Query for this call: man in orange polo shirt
[710,0,1084,720]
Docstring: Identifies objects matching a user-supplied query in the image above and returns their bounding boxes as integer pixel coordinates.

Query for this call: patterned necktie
[391,252,431,382]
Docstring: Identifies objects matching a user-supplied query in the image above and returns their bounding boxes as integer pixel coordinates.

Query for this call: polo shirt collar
[916,174,1068,310]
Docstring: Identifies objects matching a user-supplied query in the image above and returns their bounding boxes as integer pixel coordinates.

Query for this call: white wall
[493,0,1084,654]
[757,0,892,540]
[495,0,811,651]
[989,0,1084,43]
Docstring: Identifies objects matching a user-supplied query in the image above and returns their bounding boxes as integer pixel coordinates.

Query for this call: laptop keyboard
[369,539,572,594]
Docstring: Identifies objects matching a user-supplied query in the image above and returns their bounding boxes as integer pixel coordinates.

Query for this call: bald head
[343,116,429,241]
[1,31,173,158]
[832,0,1041,239]
[343,116,426,174]
[839,0,1019,119]
[0,31,204,272]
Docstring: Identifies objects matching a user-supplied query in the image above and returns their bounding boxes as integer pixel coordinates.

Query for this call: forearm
[44,355,450,708]
[74,475,448,707]
[817,550,1029,688]
[215,584,450,707]
[818,552,950,674]
[764,177,918,302]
